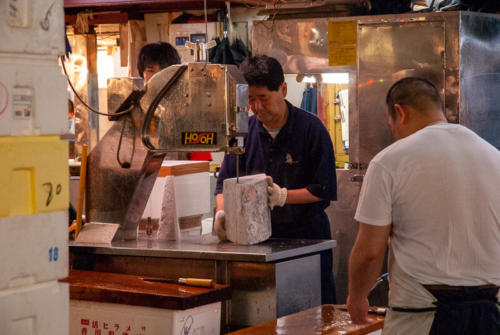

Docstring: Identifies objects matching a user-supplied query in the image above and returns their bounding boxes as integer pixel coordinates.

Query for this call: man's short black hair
[239,55,284,91]
[137,42,181,78]
[386,77,443,118]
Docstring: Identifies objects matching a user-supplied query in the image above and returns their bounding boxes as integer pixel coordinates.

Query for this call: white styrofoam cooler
[143,164,210,220]
[0,211,68,290]
[0,0,65,55]
[70,300,221,335]
[0,281,69,335]
[0,54,68,136]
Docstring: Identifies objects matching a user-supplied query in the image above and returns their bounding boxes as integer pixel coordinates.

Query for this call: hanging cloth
[300,87,318,116]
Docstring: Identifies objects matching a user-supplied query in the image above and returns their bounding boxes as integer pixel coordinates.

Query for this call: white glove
[266,176,287,210]
[214,210,227,241]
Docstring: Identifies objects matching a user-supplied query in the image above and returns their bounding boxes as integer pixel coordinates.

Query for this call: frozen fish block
[223,174,271,245]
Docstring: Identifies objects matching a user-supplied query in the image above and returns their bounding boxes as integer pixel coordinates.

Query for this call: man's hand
[266,176,287,210]
[347,295,372,324]
[214,210,227,241]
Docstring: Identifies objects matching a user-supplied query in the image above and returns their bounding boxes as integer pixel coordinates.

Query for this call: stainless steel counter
[70,236,336,330]
[70,235,336,262]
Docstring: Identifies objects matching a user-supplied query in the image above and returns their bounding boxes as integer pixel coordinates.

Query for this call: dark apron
[392,285,500,334]
[425,285,500,335]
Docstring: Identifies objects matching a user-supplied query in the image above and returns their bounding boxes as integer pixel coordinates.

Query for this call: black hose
[141,65,188,151]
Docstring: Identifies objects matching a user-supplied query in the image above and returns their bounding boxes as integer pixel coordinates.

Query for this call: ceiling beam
[64,0,226,12]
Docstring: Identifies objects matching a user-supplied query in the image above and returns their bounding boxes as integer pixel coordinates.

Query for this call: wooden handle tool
[144,277,215,287]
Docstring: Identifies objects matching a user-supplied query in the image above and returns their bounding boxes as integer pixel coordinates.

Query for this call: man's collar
[281,100,295,135]
[257,100,295,136]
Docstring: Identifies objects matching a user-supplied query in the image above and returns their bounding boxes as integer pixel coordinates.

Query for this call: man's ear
[280,82,287,98]
[394,104,409,124]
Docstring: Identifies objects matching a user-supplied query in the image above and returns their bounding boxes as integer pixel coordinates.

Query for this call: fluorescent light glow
[97,49,114,88]
[322,73,349,84]
[303,76,316,83]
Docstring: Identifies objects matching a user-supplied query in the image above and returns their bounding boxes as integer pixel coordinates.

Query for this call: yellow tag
[328,21,357,66]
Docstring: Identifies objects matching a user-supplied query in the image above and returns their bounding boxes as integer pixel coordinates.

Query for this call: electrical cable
[59,55,134,117]
[204,0,209,63]
[60,54,141,168]
[141,65,188,151]
[116,114,136,169]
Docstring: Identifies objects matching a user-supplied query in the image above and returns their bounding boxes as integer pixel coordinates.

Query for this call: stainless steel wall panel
[357,19,446,164]
[253,18,353,74]
[459,13,500,149]
[326,169,361,304]
[443,14,461,123]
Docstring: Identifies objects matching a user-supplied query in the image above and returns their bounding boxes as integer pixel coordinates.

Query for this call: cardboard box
[0,211,68,289]
[0,281,69,335]
[70,300,221,335]
[0,0,65,55]
[0,54,68,136]
[0,136,68,218]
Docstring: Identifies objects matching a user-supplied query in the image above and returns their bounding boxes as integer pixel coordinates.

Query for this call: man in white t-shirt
[347,77,500,334]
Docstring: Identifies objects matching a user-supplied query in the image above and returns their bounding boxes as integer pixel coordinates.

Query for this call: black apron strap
[390,306,437,313]
[424,286,500,335]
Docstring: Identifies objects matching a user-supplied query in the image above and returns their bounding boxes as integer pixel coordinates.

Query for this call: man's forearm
[347,223,390,324]
[348,243,385,302]
[215,193,224,212]
[285,188,322,204]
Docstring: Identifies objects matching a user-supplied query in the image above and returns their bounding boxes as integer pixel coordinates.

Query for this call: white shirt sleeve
[354,161,393,226]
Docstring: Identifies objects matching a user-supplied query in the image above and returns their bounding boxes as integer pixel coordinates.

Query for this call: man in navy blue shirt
[214,55,337,304]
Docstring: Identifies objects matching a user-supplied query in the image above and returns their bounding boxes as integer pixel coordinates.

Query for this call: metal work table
[70,236,336,330]
[70,235,335,261]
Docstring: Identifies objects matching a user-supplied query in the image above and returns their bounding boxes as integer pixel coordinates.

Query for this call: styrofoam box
[0,281,69,335]
[70,300,221,335]
[0,0,65,55]
[0,54,68,136]
[143,168,210,220]
[0,136,69,218]
[0,211,68,290]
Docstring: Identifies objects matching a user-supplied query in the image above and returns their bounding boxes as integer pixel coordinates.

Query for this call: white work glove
[214,210,227,241]
[266,176,287,210]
